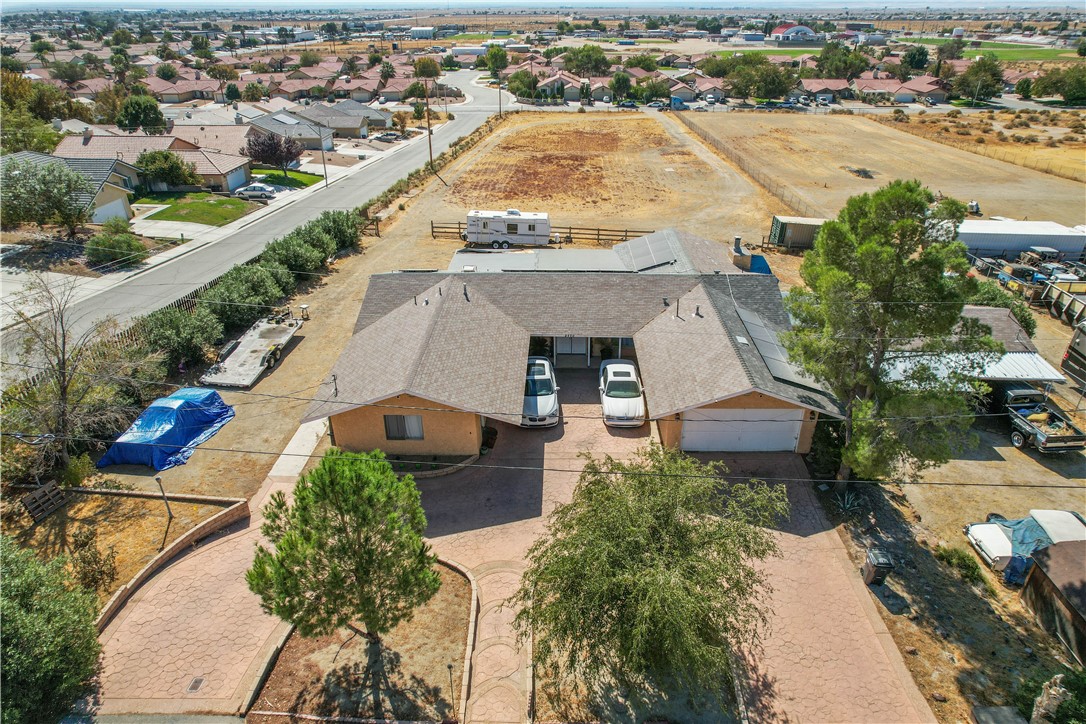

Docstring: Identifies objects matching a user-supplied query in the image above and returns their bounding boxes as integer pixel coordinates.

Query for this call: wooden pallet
[21,481,68,523]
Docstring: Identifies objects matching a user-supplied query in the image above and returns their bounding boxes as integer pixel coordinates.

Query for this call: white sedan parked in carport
[599,359,646,427]
[522,356,560,427]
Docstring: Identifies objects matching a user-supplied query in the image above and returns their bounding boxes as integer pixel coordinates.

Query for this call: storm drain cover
[187,677,205,693]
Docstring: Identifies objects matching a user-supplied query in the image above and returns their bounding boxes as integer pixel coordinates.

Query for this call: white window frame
[384,414,424,440]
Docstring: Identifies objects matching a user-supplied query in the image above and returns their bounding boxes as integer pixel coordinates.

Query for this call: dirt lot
[2,492,228,603]
[682,113,1086,228]
[434,112,787,244]
[247,564,470,722]
[0,224,179,278]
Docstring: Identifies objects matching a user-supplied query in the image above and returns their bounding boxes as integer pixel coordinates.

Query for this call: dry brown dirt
[246,564,470,722]
[399,112,788,248]
[2,493,228,603]
[682,113,1086,228]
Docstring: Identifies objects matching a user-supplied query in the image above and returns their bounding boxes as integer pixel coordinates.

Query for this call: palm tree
[379,61,395,82]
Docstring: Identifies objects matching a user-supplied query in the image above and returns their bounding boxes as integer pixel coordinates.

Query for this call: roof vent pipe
[695,304,702,317]
[662,297,669,307]
[733,236,744,255]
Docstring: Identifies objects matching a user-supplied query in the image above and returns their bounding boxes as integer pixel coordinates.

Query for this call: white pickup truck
[460,209,560,249]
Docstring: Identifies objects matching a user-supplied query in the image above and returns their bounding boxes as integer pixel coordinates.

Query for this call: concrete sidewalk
[0,121,450,330]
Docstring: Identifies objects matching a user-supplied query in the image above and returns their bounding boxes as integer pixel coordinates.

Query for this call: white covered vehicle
[965,509,1086,573]
[461,209,559,249]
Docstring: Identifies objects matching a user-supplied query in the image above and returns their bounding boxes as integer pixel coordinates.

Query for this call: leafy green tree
[310,209,360,251]
[487,46,509,116]
[624,53,657,72]
[298,50,321,67]
[155,63,178,81]
[116,94,165,133]
[564,44,608,76]
[111,28,135,46]
[403,81,427,100]
[952,53,1003,102]
[1034,65,1086,104]
[0,106,62,154]
[368,52,383,68]
[817,41,871,79]
[205,64,238,81]
[902,45,929,70]
[51,61,87,83]
[136,150,201,187]
[783,181,1002,485]
[1077,39,1086,58]
[30,39,56,62]
[641,78,671,101]
[507,69,539,97]
[93,83,128,123]
[190,35,211,52]
[1,55,25,72]
[414,56,441,81]
[222,36,238,55]
[247,449,441,643]
[608,71,631,100]
[69,526,118,594]
[241,82,265,102]
[200,264,284,330]
[245,132,303,177]
[441,53,459,70]
[1015,77,1033,99]
[289,223,337,260]
[1,159,93,235]
[1,536,102,724]
[511,444,788,703]
[140,305,224,368]
[967,280,1037,338]
[224,82,241,102]
[937,38,965,61]
[109,51,129,83]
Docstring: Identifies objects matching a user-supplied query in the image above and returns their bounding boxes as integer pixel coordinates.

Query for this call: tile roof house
[330,76,381,101]
[170,149,251,191]
[55,133,199,162]
[304,230,840,457]
[269,78,330,101]
[1,151,140,222]
[167,124,254,155]
[799,78,853,99]
[249,111,333,150]
[293,100,393,137]
[69,77,114,99]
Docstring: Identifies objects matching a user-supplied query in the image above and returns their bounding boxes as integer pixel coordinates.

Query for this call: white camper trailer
[461,209,558,248]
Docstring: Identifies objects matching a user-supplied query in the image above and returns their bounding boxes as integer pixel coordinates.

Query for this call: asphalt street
[1,70,503,366]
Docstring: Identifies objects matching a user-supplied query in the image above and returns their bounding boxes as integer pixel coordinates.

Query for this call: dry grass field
[682,113,1086,228]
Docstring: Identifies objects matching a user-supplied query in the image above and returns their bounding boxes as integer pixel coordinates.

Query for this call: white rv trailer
[461,209,558,249]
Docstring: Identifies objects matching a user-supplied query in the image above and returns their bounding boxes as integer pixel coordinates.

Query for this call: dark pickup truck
[1001,386,1086,453]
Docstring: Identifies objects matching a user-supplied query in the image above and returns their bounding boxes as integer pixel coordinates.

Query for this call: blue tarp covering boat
[97,388,235,471]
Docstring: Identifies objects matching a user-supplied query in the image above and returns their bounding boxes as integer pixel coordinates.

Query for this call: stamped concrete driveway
[713,454,935,724]
[417,368,652,723]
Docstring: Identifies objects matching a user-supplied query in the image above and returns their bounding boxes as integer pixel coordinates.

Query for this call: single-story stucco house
[1,151,140,222]
[304,230,841,457]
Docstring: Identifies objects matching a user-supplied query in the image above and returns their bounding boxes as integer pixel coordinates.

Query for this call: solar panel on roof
[626,236,679,272]
[735,306,818,388]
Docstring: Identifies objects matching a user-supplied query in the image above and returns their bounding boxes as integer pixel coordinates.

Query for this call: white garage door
[681,408,804,452]
[225,167,249,191]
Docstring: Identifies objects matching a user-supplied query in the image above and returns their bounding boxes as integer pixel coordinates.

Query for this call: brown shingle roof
[1031,540,1086,618]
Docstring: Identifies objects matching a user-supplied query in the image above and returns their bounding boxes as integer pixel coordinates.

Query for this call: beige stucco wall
[329,394,482,457]
[656,391,820,455]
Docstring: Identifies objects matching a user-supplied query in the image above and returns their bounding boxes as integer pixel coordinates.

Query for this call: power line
[1,358,1053,425]
[2,430,1083,491]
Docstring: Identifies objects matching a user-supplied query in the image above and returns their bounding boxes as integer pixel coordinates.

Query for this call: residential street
[0,70,502,364]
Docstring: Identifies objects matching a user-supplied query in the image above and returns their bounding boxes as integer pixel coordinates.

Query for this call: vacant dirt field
[683,113,1086,228]
[430,112,787,245]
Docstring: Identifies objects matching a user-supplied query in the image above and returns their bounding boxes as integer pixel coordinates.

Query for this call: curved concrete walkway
[95,421,326,716]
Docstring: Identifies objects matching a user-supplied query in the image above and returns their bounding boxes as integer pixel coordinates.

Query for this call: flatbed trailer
[199,313,303,389]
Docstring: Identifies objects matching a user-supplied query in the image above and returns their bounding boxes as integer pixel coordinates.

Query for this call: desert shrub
[1012,669,1086,722]
[1046,139,1060,148]
[85,231,147,266]
[1064,134,1080,142]
[577,105,586,113]
[69,526,118,594]
[100,216,130,234]
[261,235,324,277]
[261,260,297,295]
[829,108,854,115]
[289,224,337,260]
[310,210,360,251]
[996,131,1007,141]
[1068,120,1085,132]
[139,305,224,369]
[956,129,971,135]
[945,108,962,118]
[934,545,994,596]
[445,111,455,120]
[200,264,283,330]
[59,453,95,487]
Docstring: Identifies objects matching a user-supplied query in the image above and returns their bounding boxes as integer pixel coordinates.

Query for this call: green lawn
[133,192,257,226]
[908,38,1081,61]
[445,33,495,42]
[253,170,323,188]
[716,47,817,58]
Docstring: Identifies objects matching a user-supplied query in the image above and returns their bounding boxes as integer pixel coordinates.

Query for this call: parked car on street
[234,183,277,200]
[617,100,637,108]
[646,101,665,108]
[599,359,646,427]
[522,356,560,427]
[694,106,708,112]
